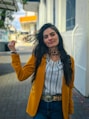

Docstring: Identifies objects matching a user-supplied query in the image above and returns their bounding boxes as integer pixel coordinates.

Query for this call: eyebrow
[44,31,55,36]
[50,31,55,34]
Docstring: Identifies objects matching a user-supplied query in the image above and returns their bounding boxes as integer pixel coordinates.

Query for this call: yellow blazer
[11,54,75,119]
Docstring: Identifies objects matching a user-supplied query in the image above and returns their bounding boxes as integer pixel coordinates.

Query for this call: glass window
[66,0,76,31]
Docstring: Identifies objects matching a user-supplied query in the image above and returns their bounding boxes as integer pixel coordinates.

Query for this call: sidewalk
[0,44,89,119]
[72,88,89,119]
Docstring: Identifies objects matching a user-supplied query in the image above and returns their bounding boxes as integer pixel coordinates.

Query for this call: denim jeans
[33,100,63,119]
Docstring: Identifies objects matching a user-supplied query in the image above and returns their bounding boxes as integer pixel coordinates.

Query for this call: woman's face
[43,28,59,48]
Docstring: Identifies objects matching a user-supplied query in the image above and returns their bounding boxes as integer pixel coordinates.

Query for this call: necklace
[49,47,60,56]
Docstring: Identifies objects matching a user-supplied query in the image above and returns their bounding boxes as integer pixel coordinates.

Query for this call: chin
[48,45,57,48]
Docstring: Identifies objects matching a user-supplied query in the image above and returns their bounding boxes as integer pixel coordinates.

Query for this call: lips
[48,41,54,44]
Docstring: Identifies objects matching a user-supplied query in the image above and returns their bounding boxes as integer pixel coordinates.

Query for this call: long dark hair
[32,23,72,86]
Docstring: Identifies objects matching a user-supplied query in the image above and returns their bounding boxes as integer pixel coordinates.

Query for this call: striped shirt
[42,56,63,95]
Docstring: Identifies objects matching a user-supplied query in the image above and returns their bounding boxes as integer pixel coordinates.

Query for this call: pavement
[0,42,89,119]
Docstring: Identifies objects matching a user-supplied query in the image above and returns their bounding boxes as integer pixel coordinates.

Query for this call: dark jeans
[33,100,63,119]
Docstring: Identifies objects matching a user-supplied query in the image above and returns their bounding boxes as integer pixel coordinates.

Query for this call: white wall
[38,0,47,28]
[52,0,66,32]
[74,28,87,96]
[86,0,89,96]
[46,0,53,23]
[62,0,89,96]
[74,0,88,96]
[38,0,54,28]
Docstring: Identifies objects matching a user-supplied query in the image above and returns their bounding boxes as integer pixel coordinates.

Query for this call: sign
[0,29,8,42]
[20,15,37,23]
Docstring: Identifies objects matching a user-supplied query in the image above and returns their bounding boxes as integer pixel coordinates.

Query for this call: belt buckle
[45,95,53,102]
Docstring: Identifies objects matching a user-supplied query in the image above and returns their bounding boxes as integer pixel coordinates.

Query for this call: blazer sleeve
[11,53,36,81]
[69,56,75,114]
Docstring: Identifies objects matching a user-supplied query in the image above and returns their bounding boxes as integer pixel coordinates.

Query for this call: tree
[22,0,27,4]
[0,10,6,28]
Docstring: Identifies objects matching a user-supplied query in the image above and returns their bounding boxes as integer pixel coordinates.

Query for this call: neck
[48,47,59,56]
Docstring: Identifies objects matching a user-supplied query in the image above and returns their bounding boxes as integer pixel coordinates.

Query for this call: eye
[43,35,48,39]
[50,32,55,36]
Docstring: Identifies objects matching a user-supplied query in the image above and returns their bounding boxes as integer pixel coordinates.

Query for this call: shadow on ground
[0,63,14,75]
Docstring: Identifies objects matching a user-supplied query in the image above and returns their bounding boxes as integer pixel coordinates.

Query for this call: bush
[0,20,4,28]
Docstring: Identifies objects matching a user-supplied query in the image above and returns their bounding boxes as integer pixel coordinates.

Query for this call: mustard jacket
[11,54,75,119]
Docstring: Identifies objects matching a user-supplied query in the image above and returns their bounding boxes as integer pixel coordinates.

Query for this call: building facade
[38,0,89,97]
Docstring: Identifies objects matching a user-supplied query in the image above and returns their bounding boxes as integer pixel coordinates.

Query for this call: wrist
[10,50,17,54]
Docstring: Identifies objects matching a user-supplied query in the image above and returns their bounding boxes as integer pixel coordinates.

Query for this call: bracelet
[10,51,17,54]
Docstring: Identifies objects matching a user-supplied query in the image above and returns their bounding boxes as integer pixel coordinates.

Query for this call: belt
[41,95,62,102]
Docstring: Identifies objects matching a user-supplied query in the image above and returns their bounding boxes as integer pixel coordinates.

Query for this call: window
[66,0,76,31]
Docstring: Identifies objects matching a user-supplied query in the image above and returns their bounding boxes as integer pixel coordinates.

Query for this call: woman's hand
[8,40,16,52]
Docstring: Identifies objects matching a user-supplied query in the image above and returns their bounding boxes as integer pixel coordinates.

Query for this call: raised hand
[8,40,16,52]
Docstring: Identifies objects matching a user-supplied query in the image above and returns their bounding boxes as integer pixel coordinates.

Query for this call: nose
[48,35,52,41]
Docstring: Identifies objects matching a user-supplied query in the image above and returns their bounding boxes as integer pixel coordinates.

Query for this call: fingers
[8,40,16,51]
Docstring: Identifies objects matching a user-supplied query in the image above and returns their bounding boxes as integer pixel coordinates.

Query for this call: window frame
[66,0,76,31]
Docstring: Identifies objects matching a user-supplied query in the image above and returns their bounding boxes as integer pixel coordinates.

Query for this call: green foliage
[22,0,27,4]
[0,10,6,28]
[0,20,4,28]
[1,10,6,20]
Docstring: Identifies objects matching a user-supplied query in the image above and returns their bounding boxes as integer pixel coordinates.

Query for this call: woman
[8,23,75,119]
